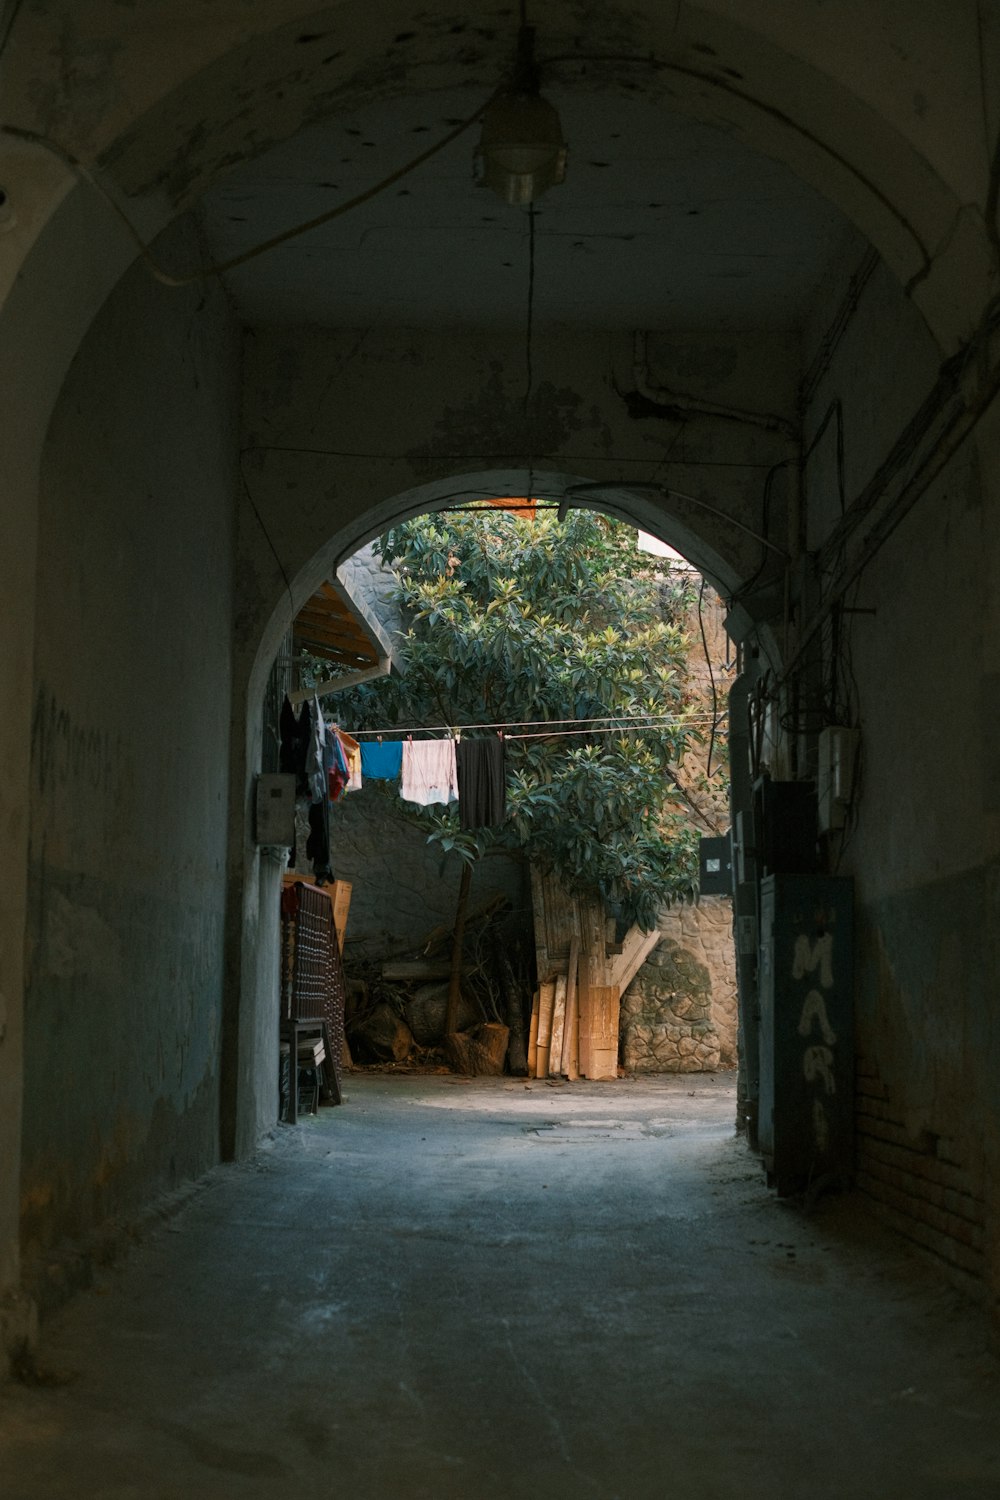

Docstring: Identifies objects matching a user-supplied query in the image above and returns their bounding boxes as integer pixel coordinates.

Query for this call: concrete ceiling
[200,84,861,331]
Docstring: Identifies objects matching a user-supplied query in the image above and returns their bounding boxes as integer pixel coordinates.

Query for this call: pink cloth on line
[400,739,459,806]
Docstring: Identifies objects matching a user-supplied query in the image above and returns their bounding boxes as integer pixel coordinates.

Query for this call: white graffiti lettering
[812,1098,830,1152]
[791,931,833,988]
[803,1045,836,1094]
[797,989,838,1046]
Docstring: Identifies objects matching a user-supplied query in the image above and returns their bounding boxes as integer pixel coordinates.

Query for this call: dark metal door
[758,874,853,1195]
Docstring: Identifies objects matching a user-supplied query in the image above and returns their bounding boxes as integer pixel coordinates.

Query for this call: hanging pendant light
[478,25,567,205]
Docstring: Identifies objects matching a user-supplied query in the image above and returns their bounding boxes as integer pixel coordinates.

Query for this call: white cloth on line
[400,739,459,806]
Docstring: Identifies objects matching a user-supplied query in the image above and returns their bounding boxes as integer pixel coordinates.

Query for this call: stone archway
[4,1,1000,1341]
[224,460,760,1151]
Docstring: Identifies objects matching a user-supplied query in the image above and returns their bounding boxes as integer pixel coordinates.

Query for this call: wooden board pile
[526,869,661,1081]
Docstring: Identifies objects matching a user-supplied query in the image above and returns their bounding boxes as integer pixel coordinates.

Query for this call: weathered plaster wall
[622,897,737,1074]
[801,246,1000,1307]
[21,232,239,1281]
[238,322,796,631]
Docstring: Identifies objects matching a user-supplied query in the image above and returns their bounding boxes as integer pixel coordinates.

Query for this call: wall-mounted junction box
[255,773,296,846]
[698,835,733,896]
[817,726,859,833]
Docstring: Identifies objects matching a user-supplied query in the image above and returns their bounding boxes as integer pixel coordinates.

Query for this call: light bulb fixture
[478,25,567,205]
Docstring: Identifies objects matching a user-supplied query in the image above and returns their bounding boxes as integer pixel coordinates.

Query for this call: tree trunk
[494,930,528,1075]
[444,859,473,1035]
[444,1022,510,1077]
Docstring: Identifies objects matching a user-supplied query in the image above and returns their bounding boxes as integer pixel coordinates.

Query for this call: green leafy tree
[335,508,705,933]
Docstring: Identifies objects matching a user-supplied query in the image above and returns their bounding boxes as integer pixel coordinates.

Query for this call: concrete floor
[1,1073,998,1500]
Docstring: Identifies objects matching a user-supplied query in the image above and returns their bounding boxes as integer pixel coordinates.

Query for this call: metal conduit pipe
[631,330,799,442]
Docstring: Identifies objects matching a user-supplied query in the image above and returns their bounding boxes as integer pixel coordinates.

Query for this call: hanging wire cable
[1,91,501,288]
[523,200,536,415]
[506,721,722,742]
[345,710,719,737]
[697,576,720,777]
[239,465,294,616]
[730,461,784,605]
[0,0,25,63]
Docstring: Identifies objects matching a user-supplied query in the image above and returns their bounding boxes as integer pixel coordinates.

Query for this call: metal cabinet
[758,874,853,1195]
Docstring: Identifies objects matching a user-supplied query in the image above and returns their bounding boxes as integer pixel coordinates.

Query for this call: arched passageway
[2,0,1000,1384]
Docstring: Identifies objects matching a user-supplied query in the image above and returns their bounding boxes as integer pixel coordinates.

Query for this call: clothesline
[343,711,722,738]
[505,721,728,741]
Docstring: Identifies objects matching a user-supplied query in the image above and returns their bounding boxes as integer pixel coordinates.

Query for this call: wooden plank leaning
[560,936,580,1080]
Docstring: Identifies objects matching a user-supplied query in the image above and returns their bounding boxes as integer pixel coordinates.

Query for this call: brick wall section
[855,1056,986,1297]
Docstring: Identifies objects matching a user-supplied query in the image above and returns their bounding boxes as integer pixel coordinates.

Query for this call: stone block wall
[621,897,737,1073]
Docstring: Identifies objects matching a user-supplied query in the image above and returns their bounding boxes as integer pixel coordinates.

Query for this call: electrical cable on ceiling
[803,398,846,515]
[240,466,294,616]
[241,440,782,472]
[0,91,502,288]
[731,459,785,605]
[536,51,931,283]
[2,39,934,299]
[778,290,1000,693]
[0,0,25,62]
[564,481,788,555]
[523,200,536,415]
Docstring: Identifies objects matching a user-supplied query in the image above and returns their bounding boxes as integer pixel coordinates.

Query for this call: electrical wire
[241,440,778,472]
[239,465,294,615]
[1,92,500,288]
[523,200,536,415]
[696,576,720,778]
[783,298,1000,688]
[346,710,720,737]
[803,398,846,514]
[3,41,934,304]
[731,460,785,605]
[800,249,879,408]
[0,0,25,63]
[537,52,931,283]
[564,481,789,556]
[506,721,723,742]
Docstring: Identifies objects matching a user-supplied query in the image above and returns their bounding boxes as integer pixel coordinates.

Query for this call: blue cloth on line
[359,740,403,779]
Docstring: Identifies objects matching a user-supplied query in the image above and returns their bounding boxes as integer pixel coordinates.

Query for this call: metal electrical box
[758,874,853,1195]
[817,726,860,833]
[752,776,819,875]
[255,773,296,846]
[698,835,733,896]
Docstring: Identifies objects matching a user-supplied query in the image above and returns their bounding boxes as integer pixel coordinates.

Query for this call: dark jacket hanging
[456,736,506,830]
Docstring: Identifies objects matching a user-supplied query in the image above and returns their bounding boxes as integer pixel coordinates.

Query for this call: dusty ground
[1,1072,998,1499]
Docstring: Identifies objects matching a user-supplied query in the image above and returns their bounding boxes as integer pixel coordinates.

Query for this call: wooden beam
[560,936,580,1079]
[608,924,662,997]
[585,986,621,1080]
[549,974,567,1077]
[529,865,550,988]
[287,656,391,705]
[536,981,556,1079]
[527,989,540,1077]
[381,960,453,982]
